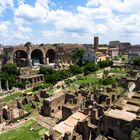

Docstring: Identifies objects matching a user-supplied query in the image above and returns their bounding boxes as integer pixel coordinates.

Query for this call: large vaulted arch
[31,49,44,65]
[14,50,28,59]
[46,49,56,63]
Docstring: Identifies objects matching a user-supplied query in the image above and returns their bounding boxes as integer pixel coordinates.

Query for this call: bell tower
[94,36,99,51]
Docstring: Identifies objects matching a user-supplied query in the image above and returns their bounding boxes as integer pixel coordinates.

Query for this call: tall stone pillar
[28,57,32,67]
[46,58,49,65]
[6,80,9,91]
[41,51,45,65]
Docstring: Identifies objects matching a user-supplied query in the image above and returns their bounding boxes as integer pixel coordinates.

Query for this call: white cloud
[0,0,14,15]
[0,22,9,37]
[0,23,8,32]
[14,0,49,22]
[12,32,30,39]
[18,26,32,33]
[86,0,140,13]
[42,30,64,39]
[1,0,140,44]
[17,0,25,6]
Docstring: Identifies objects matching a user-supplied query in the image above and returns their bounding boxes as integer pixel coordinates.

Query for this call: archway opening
[46,49,56,63]
[13,50,28,67]
[31,49,43,66]
[14,50,28,59]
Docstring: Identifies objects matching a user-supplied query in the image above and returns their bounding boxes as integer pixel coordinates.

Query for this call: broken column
[6,80,9,91]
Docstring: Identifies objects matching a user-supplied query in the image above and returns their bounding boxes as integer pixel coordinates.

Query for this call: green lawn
[110,68,128,74]
[22,104,33,112]
[73,76,100,85]
[47,89,54,94]
[0,120,48,140]
[2,92,23,103]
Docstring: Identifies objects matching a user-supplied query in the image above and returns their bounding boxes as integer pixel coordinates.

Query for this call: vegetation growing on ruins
[39,60,114,85]
[2,92,23,103]
[0,120,47,140]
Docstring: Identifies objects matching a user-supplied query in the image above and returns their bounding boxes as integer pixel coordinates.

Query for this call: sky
[0,0,140,45]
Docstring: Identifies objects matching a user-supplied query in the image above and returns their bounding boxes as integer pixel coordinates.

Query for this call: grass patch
[2,92,23,103]
[22,104,33,112]
[47,89,54,94]
[73,76,99,85]
[0,120,48,140]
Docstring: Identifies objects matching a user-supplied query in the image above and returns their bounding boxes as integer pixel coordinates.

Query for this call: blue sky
[0,0,140,45]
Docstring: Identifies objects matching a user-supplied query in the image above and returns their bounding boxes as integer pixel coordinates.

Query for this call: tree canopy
[0,63,20,89]
[98,60,113,68]
[133,56,140,66]
[72,48,85,66]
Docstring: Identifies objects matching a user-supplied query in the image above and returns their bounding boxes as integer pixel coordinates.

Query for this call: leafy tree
[84,62,99,75]
[103,70,109,77]
[122,57,126,61]
[69,65,82,75]
[99,77,116,85]
[39,66,54,75]
[2,63,19,75]
[72,48,85,66]
[98,60,113,68]
[0,63,19,89]
[133,56,140,66]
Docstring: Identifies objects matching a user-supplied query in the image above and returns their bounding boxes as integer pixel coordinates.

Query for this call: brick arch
[46,49,56,63]
[31,49,44,65]
[13,50,28,59]
[13,46,28,55]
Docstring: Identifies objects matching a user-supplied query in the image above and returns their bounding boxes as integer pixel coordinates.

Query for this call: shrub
[33,83,52,91]
[99,77,116,85]
[84,62,99,75]
[69,65,83,75]
[98,60,113,68]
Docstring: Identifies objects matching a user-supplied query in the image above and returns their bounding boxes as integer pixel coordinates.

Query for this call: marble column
[6,80,9,91]
[46,58,49,65]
